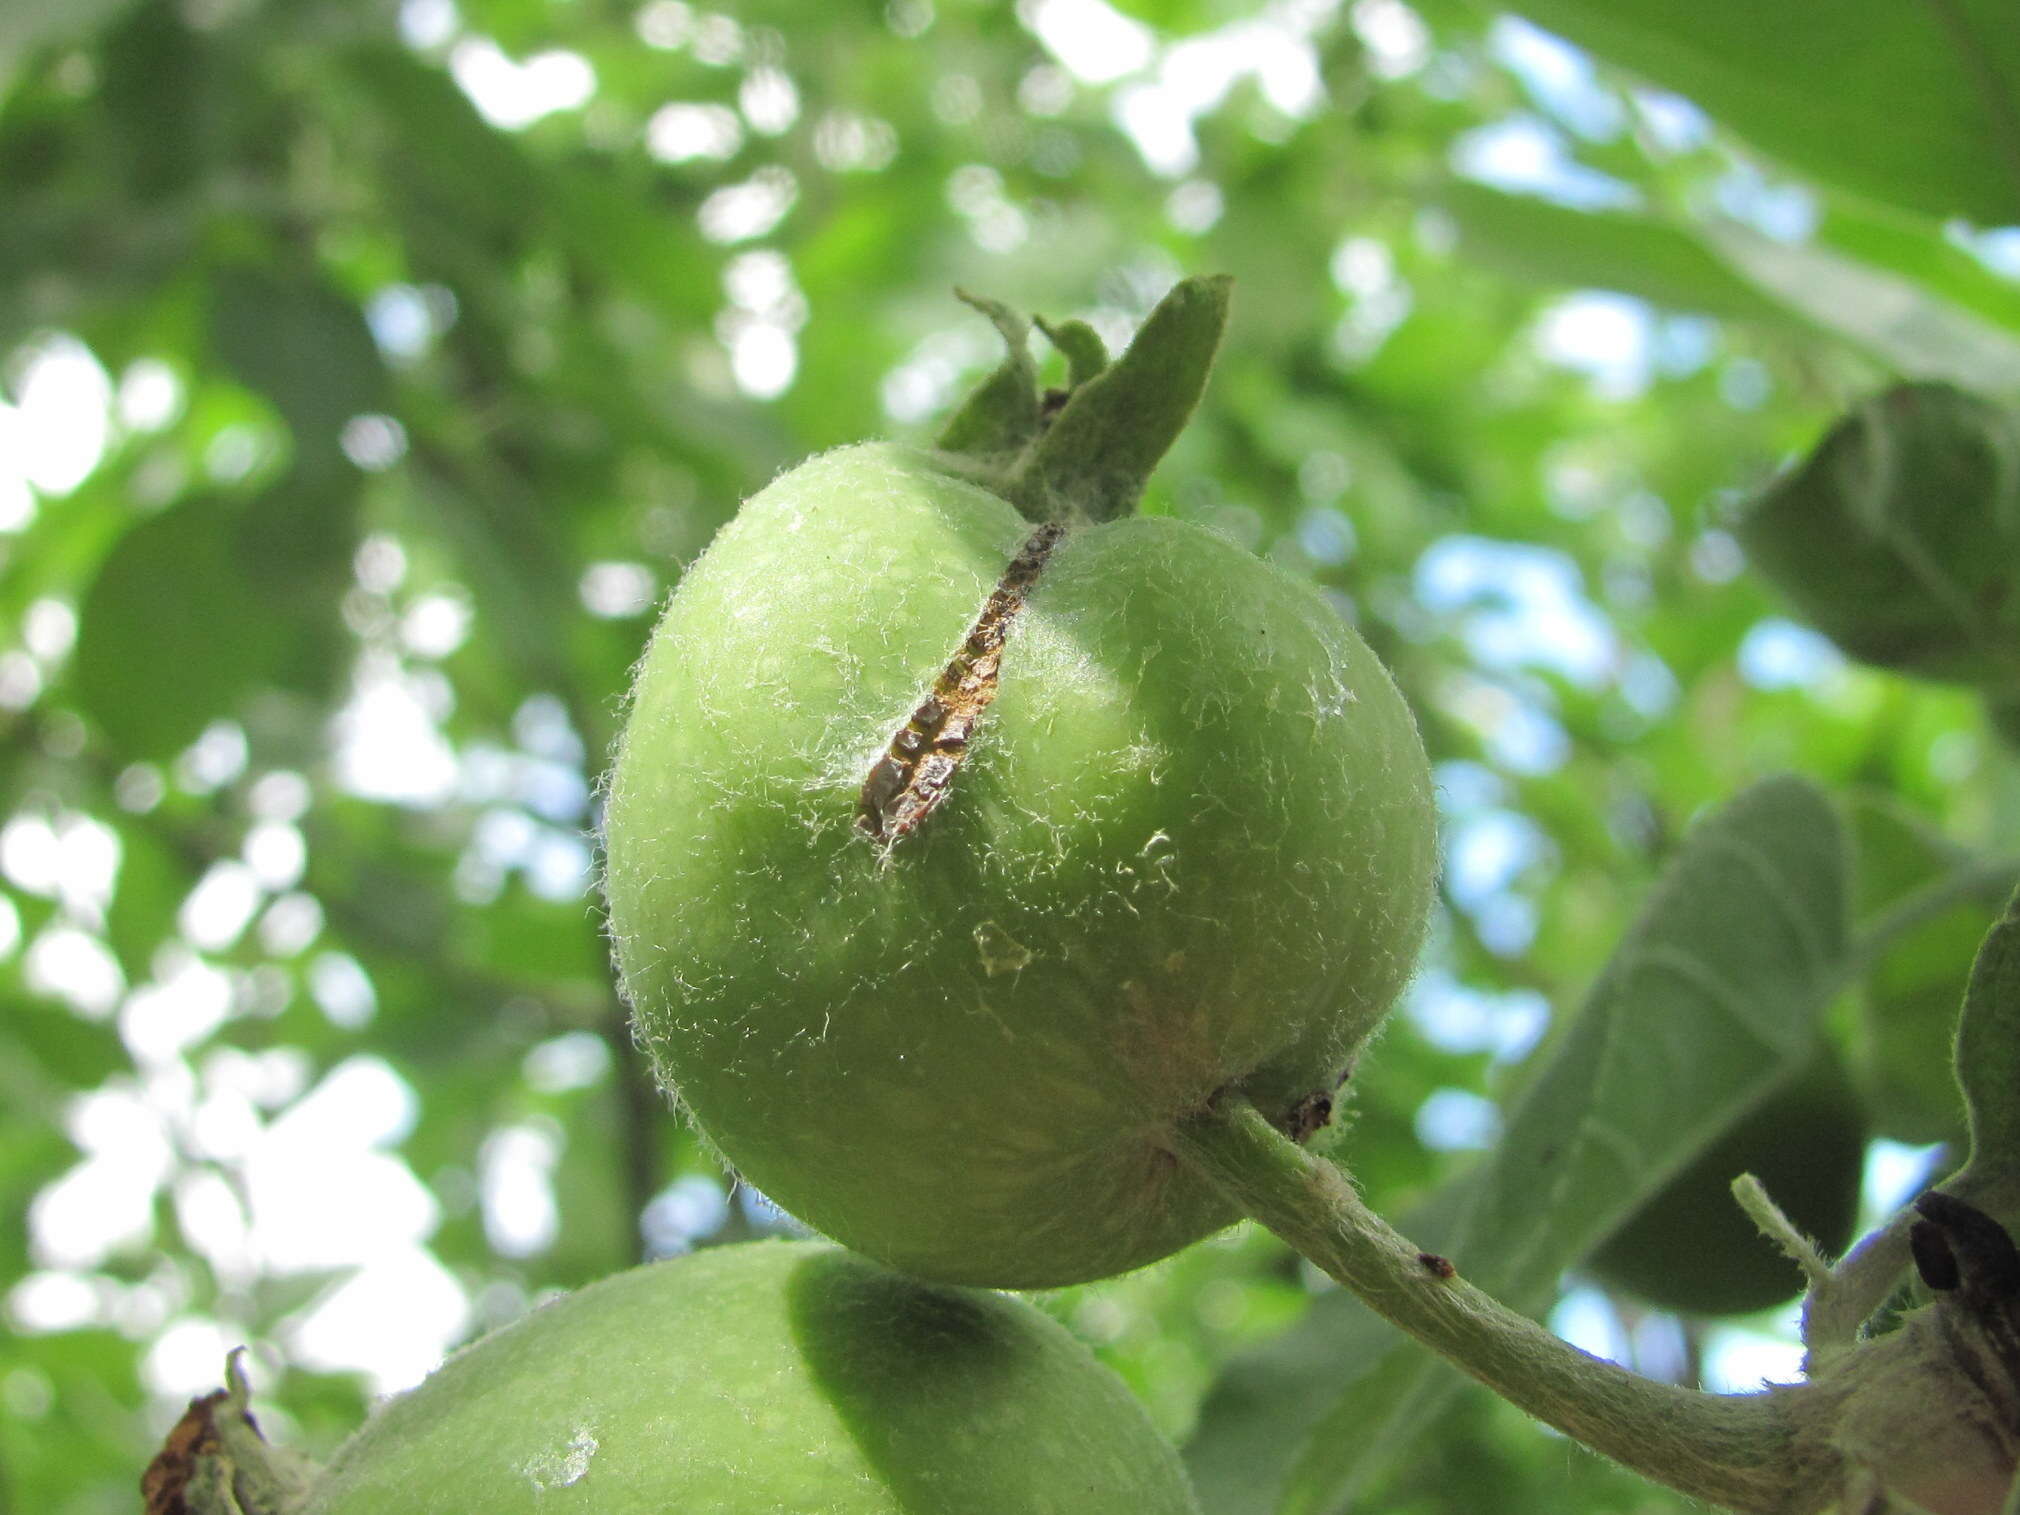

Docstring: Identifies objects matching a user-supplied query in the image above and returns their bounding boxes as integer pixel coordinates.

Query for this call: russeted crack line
[857,521,1065,845]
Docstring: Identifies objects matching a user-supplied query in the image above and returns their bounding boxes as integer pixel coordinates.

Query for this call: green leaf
[1734,383,2020,690]
[4,995,128,1101]
[209,264,389,471]
[71,500,283,758]
[0,1327,154,1515]
[104,827,195,981]
[1017,274,1232,522]
[1188,776,1850,1514]
[543,166,718,326]
[341,41,540,250]
[1847,791,2002,1144]
[449,883,609,991]
[237,465,365,604]
[69,480,352,760]
[1992,690,2020,752]
[1034,316,1110,389]
[342,44,713,332]
[1952,887,2020,1215]
[1816,200,2020,340]
[1700,220,2020,393]
[1435,182,1791,323]
[0,1107,75,1276]
[936,291,1041,459]
[0,0,136,70]
[1499,0,2020,224]
[99,0,231,206]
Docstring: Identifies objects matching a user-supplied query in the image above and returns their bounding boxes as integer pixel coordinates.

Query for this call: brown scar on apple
[858,521,1065,846]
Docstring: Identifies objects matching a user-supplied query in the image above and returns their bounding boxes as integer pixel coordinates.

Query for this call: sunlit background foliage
[3,0,2017,1511]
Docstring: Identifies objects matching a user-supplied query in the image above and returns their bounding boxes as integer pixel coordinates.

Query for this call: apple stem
[1169,1091,1805,1514]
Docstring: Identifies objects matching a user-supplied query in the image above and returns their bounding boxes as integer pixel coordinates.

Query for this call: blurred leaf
[1848,788,1977,918]
[105,826,194,979]
[66,480,349,759]
[209,264,388,470]
[0,1109,74,1280]
[6,994,128,1093]
[1817,199,2020,338]
[449,885,608,994]
[0,0,136,71]
[538,1080,644,1285]
[1846,790,1999,1144]
[544,168,717,327]
[1735,383,2020,690]
[71,499,283,758]
[238,465,364,604]
[1348,1388,1698,1514]
[1189,777,1850,1513]
[1701,220,2020,393]
[1994,690,2020,752]
[1952,886,2020,1218]
[340,42,716,332]
[1437,182,1792,323]
[303,804,457,966]
[406,449,580,698]
[340,41,540,253]
[99,0,219,204]
[1500,0,2020,224]
[244,1267,355,1325]
[0,467,137,626]
[0,1327,154,1515]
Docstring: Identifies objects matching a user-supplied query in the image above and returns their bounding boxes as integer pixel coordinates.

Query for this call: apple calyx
[931,275,1232,525]
[141,1351,319,1515]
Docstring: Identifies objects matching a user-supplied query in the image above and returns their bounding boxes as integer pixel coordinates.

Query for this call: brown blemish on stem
[857,521,1065,845]
[1286,1090,1334,1144]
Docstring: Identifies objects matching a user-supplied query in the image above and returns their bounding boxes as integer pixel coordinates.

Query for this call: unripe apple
[602,281,1438,1286]
[303,1240,1200,1515]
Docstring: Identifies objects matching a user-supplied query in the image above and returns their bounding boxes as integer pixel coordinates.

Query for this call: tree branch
[1170,1091,1806,1514]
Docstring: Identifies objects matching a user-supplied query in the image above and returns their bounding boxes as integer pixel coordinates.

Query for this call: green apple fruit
[303,1240,1200,1515]
[1591,1054,1868,1316]
[603,279,1438,1286]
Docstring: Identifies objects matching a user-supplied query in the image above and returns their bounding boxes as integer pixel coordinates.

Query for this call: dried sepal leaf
[141,1351,319,1515]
